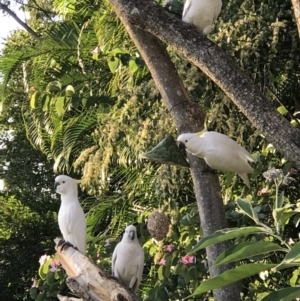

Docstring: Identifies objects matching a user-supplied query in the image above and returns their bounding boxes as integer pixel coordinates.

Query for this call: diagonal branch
[107,0,300,170]
[106,1,242,300]
[0,2,39,38]
[291,0,300,37]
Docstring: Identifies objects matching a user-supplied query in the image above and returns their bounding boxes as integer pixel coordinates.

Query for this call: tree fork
[54,239,142,301]
[106,1,242,300]
[107,0,300,170]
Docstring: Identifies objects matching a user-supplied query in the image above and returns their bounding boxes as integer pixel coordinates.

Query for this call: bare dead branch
[54,238,142,301]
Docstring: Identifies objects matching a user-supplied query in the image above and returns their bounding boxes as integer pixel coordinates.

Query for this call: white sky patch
[0,179,4,191]
[0,2,27,50]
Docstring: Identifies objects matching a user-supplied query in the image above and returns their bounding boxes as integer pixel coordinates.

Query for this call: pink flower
[50,259,61,272]
[181,255,195,265]
[104,238,111,247]
[159,258,166,266]
[258,188,268,195]
[39,254,50,266]
[165,244,174,253]
[97,252,100,258]
[91,46,99,55]
[31,278,38,288]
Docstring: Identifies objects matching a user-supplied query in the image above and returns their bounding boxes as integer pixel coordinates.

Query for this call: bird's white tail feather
[238,173,250,188]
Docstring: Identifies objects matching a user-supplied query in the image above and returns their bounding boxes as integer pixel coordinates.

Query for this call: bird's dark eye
[185,140,188,143]
[62,181,65,183]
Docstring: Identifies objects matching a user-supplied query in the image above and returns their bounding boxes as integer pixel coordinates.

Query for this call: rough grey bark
[292,0,300,37]
[108,0,300,171]
[106,2,241,300]
[54,239,142,301]
[0,2,39,38]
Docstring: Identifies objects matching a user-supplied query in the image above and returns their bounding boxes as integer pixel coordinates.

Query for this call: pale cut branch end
[54,238,141,301]
[57,294,83,301]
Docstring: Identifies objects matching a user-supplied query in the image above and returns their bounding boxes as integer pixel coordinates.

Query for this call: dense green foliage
[1,0,300,300]
[0,81,60,300]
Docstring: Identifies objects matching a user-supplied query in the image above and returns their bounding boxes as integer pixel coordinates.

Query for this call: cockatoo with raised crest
[55,175,86,254]
[177,131,254,187]
[182,0,222,35]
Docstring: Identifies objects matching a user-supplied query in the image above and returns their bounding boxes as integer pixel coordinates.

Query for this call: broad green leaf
[48,282,60,296]
[157,265,164,280]
[260,287,300,301]
[185,266,198,282]
[29,287,38,299]
[277,105,288,115]
[277,208,300,226]
[55,96,65,116]
[107,55,120,73]
[30,91,41,109]
[276,241,300,269]
[293,213,300,227]
[42,94,51,112]
[35,293,46,301]
[188,227,266,254]
[290,268,300,286]
[213,241,286,267]
[237,198,259,223]
[191,263,277,296]
[277,191,285,208]
[109,47,130,55]
[43,258,52,274]
[129,59,139,74]
[46,271,55,285]
[291,119,299,127]
[47,80,62,93]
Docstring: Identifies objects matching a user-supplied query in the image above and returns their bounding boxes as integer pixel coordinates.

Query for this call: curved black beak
[176,141,186,150]
[129,230,135,240]
[54,182,59,191]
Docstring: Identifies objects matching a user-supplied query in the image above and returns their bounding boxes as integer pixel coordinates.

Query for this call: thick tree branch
[292,0,300,37]
[108,0,300,170]
[105,2,241,300]
[54,239,141,301]
[0,2,39,38]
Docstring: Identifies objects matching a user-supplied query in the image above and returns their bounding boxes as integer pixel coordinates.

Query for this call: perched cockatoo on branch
[177,131,254,187]
[112,225,144,293]
[182,0,222,35]
[55,175,86,254]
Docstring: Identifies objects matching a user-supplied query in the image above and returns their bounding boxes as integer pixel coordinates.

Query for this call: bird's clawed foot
[58,239,76,252]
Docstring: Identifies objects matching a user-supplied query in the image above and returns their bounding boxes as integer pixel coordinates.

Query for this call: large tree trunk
[106,2,242,300]
[292,0,300,37]
[107,0,300,171]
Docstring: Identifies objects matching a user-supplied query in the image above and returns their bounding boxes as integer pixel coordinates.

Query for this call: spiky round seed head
[147,211,169,241]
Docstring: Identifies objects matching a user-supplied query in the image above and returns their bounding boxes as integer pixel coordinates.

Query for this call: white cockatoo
[177,131,254,187]
[182,0,222,35]
[112,225,144,293]
[55,175,86,254]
